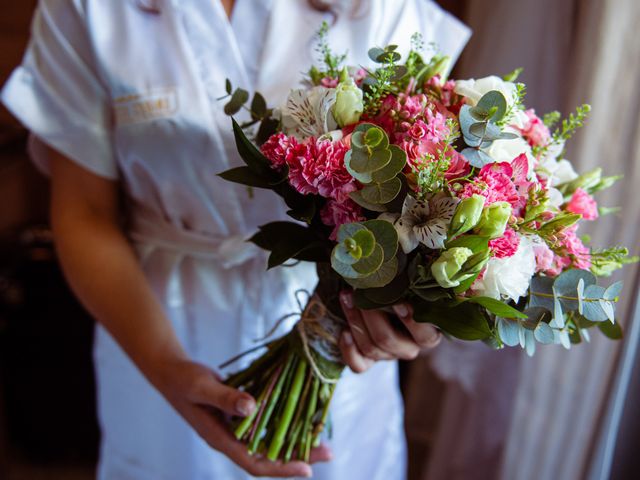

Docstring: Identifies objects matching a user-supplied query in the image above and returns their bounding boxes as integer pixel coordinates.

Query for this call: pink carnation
[320,77,339,88]
[320,199,365,241]
[566,188,599,220]
[488,228,520,259]
[261,133,298,170]
[518,109,551,148]
[286,138,357,202]
[459,162,520,207]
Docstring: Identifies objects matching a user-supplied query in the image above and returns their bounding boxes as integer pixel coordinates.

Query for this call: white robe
[1,1,469,478]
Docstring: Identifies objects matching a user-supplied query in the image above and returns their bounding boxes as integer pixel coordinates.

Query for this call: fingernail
[235,397,255,417]
[393,304,408,318]
[340,291,353,309]
[343,331,354,346]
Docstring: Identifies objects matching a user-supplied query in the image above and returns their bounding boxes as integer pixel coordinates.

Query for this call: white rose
[537,142,579,187]
[484,135,536,174]
[473,234,536,302]
[454,76,518,108]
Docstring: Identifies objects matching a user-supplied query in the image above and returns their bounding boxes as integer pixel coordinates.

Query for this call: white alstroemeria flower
[454,75,518,108]
[473,234,536,302]
[379,195,460,253]
[278,86,338,139]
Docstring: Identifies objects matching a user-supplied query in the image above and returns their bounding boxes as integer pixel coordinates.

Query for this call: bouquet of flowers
[218,26,636,462]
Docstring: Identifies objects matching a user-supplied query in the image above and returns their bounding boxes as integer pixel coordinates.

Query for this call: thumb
[192,375,256,417]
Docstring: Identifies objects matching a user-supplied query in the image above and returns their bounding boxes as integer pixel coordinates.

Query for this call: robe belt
[127,207,263,269]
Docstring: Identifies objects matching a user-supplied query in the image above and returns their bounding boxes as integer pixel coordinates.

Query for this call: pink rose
[566,188,599,220]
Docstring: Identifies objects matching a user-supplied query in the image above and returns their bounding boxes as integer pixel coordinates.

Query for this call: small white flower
[379,195,460,253]
[454,76,518,108]
[537,143,579,187]
[473,234,536,302]
[278,86,337,139]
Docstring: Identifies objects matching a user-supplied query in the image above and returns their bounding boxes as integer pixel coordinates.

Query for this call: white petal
[414,220,448,250]
[395,217,419,253]
[430,196,460,222]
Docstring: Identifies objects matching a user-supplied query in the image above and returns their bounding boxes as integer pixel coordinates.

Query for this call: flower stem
[248,354,294,454]
[267,359,308,460]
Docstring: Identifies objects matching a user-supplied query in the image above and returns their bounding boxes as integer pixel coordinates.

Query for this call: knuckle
[401,346,420,360]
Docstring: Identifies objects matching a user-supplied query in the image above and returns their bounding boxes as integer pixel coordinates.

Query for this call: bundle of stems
[225,329,343,462]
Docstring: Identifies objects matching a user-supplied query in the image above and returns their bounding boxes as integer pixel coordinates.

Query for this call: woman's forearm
[52,210,187,383]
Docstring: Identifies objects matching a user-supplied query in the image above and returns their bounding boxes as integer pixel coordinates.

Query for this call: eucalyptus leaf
[529,275,555,312]
[360,177,402,204]
[224,88,250,115]
[524,329,536,356]
[346,257,399,288]
[352,243,384,275]
[461,148,494,168]
[582,284,608,321]
[534,322,555,344]
[604,281,623,301]
[250,92,267,120]
[497,317,521,347]
[345,151,373,183]
[361,219,398,261]
[349,190,388,212]
[475,90,508,122]
[553,269,597,311]
[371,146,406,183]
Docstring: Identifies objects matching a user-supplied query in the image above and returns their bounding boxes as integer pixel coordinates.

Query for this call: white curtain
[404,0,640,478]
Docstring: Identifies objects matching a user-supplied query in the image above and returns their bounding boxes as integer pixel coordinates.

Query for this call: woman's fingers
[187,403,315,478]
[187,368,256,417]
[339,291,392,361]
[360,308,420,360]
[339,330,375,373]
[393,303,442,349]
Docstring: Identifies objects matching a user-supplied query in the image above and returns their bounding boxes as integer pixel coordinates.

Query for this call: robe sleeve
[1,0,117,180]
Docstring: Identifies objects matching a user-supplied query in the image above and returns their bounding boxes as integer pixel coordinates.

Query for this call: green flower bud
[449,194,485,238]
[333,77,364,127]
[475,202,512,239]
[431,247,474,288]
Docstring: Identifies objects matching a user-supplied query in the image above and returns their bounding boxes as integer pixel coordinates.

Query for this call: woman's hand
[152,358,332,478]
[338,290,442,373]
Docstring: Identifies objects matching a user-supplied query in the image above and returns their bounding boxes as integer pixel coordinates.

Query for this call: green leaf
[534,322,555,344]
[231,118,272,175]
[250,92,267,120]
[445,235,490,254]
[349,190,388,212]
[337,222,367,243]
[529,275,555,312]
[364,127,384,148]
[218,166,275,189]
[497,317,521,347]
[582,284,609,321]
[361,219,398,261]
[360,177,402,204]
[268,241,325,269]
[359,273,409,306]
[598,321,623,340]
[461,147,494,168]
[345,151,373,183]
[352,244,384,275]
[368,47,385,63]
[225,78,233,94]
[464,296,528,319]
[249,222,324,269]
[351,148,392,174]
[224,88,249,115]
[345,257,398,288]
[279,186,317,224]
[352,229,376,257]
[475,90,508,122]
[370,145,406,183]
[413,301,492,341]
[553,269,597,310]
